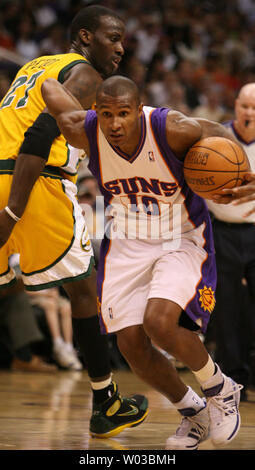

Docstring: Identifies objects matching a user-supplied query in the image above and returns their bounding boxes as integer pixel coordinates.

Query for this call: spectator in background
[220,87,236,122]
[175,59,201,110]
[134,13,161,65]
[124,56,147,92]
[33,0,58,33]
[156,35,177,72]
[165,82,191,115]
[193,50,242,95]
[28,288,83,371]
[39,22,68,56]
[192,85,225,122]
[15,15,39,61]
[0,72,11,100]
[1,0,21,40]
[176,24,205,66]
[2,0,255,118]
[0,254,57,372]
[0,11,15,50]
[237,0,255,25]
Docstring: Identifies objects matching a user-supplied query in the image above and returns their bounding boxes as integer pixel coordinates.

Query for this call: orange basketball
[183,137,250,200]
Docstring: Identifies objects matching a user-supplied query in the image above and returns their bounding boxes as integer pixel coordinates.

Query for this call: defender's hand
[212,173,255,217]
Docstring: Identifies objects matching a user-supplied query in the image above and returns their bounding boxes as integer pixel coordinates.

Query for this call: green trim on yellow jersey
[0,159,63,179]
[24,256,95,291]
[58,59,91,83]
[0,266,11,277]
[0,278,17,290]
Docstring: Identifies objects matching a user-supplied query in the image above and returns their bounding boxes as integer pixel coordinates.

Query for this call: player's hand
[211,193,234,204]
[212,172,255,216]
[0,209,17,248]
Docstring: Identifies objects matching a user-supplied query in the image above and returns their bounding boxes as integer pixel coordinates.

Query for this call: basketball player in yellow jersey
[0,5,148,438]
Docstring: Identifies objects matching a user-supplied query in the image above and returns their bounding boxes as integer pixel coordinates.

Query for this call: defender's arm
[41,78,89,151]
[1,65,98,246]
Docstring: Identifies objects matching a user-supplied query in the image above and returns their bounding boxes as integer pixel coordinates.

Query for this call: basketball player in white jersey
[42,75,243,450]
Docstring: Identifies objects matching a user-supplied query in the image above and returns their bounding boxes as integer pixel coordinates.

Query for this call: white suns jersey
[86,106,212,242]
[207,121,255,223]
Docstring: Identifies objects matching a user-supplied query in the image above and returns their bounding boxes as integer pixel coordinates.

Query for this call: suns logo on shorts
[198,285,215,313]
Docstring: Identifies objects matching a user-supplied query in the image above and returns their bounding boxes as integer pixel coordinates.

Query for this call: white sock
[64,342,74,353]
[200,363,224,391]
[53,337,64,349]
[174,386,205,415]
[91,375,112,390]
[192,355,216,384]
[192,356,224,390]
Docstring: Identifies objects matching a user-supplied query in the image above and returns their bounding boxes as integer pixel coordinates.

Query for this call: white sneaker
[205,374,243,446]
[68,351,83,371]
[166,404,209,450]
[53,345,83,371]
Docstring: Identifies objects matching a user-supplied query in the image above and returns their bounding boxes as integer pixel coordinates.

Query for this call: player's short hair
[69,5,123,42]
[96,76,140,107]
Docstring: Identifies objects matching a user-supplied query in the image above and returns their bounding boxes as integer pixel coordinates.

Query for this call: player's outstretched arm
[41,79,89,151]
[165,111,242,160]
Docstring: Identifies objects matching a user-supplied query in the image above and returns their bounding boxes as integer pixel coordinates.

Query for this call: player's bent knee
[117,325,149,365]
[63,281,98,319]
[143,309,158,338]
[144,299,181,342]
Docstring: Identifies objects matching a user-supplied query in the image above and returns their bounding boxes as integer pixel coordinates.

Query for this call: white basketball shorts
[97,223,216,334]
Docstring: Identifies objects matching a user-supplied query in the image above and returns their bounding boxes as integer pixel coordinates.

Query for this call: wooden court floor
[0,368,254,451]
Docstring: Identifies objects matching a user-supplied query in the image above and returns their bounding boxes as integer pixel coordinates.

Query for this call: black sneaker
[90,381,149,438]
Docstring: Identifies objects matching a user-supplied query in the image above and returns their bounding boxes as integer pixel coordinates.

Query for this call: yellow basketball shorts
[0,173,94,291]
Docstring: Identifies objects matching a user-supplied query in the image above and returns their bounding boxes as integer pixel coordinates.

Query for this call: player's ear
[138,103,144,116]
[79,28,93,46]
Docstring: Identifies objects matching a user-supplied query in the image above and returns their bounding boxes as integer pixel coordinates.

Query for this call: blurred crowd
[1,0,255,121]
[1,0,255,379]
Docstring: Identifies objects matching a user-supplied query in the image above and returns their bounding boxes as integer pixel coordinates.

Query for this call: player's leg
[117,321,209,450]
[114,232,241,449]
[63,272,148,438]
[142,298,242,448]
[63,270,112,381]
[99,237,209,449]
[19,177,148,438]
[144,299,209,371]
[57,295,83,371]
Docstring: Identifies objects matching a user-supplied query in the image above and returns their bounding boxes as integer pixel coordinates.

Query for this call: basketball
[183,137,250,200]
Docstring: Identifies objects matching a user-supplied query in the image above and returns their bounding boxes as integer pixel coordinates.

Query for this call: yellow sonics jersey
[0,53,88,182]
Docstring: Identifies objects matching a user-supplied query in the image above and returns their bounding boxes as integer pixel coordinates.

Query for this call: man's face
[88,16,125,78]
[96,93,143,149]
[235,90,255,129]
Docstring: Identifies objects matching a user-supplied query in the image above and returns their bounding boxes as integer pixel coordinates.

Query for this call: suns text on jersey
[103,177,178,197]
